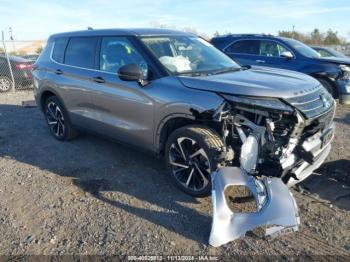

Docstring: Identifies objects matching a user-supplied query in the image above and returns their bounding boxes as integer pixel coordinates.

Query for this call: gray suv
[33,29,335,197]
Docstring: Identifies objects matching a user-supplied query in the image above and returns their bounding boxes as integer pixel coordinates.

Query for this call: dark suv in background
[211,34,350,105]
[33,29,335,197]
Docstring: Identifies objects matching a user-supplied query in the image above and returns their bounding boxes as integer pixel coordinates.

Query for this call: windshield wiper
[212,67,242,75]
[176,71,212,77]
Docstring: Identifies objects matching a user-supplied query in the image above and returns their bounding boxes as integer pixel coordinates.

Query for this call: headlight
[240,134,259,173]
[340,65,350,72]
[340,65,350,80]
[221,94,293,112]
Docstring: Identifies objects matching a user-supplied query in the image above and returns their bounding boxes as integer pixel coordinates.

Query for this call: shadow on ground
[299,159,350,211]
[0,104,211,244]
[0,103,349,244]
[334,112,350,126]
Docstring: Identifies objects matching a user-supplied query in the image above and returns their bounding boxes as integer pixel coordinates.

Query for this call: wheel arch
[156,114,198,155]
[39,88,67,112]
[312,74,339,98]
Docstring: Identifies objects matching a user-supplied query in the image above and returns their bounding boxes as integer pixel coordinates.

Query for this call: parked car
[0,55,34,92]
[33,29,335,197]
[311,46,349,59]
[211,34,350,105]
[22,54,40,61]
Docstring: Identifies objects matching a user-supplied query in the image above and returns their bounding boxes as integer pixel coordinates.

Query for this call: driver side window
[259,40,289,57]
[99,37,148,77]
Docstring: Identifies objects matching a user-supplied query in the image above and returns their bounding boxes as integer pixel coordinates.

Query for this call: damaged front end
[209,87,335,185]
[203,87,335,246]
[209,167,300,247]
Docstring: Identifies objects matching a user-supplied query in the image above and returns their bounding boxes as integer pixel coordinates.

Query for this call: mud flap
[209,167,300,247]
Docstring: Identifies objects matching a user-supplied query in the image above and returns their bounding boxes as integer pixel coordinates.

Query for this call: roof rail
[217,33,275,38]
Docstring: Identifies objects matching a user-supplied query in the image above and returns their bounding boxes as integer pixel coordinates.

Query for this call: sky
[0,0,349,41]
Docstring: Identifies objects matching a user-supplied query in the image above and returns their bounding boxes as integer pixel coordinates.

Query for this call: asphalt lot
[0,91,349,260]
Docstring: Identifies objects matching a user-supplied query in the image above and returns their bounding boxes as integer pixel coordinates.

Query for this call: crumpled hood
[177,66,321,99]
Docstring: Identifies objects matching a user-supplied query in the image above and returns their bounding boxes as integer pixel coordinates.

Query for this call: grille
[303,107,335,137]
[285,87,334,119]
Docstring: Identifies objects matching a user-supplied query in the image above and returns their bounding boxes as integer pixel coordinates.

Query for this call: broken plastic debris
[209,167,300,247]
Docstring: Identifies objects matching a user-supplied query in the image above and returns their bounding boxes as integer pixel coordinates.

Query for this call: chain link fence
[0,40,46,93]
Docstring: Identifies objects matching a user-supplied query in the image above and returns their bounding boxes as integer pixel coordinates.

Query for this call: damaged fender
[209,167,300,247]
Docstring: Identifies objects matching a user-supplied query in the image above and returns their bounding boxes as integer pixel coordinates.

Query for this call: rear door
[224,39,261,66]
[49,36,98,127]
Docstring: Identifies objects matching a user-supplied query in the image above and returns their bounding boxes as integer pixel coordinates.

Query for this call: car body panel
[32,29,335,189]
[178,66,320,98]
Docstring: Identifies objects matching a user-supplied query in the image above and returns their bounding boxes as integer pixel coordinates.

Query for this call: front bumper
[286,124,334,187]
[209,167,300,247]
[336,79,350,105]
[287,143,331,187]
[340,94,350,105]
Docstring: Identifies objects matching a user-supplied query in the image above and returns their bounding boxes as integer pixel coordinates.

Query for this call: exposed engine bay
[197,86,336,186]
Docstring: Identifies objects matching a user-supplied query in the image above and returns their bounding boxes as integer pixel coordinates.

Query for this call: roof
[212,34,279,40]
[0,55,31,62]
[50,28,193,38]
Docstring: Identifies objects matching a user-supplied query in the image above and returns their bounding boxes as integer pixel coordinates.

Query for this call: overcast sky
[0,0,349,40]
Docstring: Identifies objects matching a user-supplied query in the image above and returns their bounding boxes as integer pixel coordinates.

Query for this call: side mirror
[280,51,294,59]
[118,63,143,81]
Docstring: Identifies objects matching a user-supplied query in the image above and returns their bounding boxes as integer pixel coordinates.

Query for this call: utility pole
[9,27,15,53]
[2,30,15,92]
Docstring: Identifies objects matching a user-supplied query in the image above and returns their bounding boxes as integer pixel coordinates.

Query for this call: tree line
[278,28,347,45]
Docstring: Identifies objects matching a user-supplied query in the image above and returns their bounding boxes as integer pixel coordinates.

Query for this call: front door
[88,36,155,150]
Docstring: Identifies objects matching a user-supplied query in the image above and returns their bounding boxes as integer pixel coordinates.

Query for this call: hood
[316,56,350,65]
[177,66,321,99]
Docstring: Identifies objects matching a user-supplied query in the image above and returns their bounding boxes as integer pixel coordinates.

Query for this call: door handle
[256,60,265,63]
[92,76,105,83]
[55,69,63,75]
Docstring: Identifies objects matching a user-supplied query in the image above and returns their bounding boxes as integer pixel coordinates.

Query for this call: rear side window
[52,37,68,63]
[226,40,260,55]
[64,37,98,69]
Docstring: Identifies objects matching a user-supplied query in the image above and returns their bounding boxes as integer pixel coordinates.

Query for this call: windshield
[325,48,348,59]
[140,35,240,75]
[283,38,321,58]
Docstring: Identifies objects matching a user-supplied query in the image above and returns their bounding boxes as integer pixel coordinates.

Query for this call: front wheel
[165,125,224,197]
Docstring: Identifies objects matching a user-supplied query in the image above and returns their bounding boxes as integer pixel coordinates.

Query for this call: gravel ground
[0,91,349,260]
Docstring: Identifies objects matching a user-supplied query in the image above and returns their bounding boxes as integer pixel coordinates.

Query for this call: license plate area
[321,128,333,148]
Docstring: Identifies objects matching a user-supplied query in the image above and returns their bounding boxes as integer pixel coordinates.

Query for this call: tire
[318,78,336,98]
[165,125,224,197]
[44,96,78,141]
[0,76,12,92]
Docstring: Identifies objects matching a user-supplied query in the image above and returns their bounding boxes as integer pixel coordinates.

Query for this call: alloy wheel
[168,137,211,192]
[0,77,12,92]
[45,101,65,138]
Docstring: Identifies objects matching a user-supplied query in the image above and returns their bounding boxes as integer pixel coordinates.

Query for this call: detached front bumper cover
[209,167,300,247]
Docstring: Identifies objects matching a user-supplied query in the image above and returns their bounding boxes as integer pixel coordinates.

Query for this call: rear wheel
[0,76,12,92]
[165,125,224,197]
[44,96,78,140]
[318,78,336,98]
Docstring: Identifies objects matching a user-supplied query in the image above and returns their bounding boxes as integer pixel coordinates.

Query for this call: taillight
[15,63,33,70]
